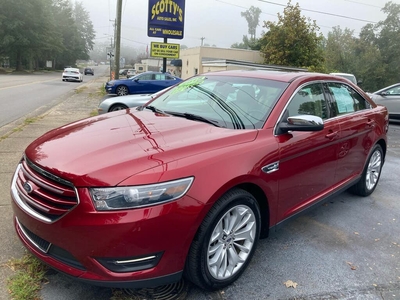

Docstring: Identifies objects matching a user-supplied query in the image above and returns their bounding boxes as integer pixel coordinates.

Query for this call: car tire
[109,104,128,112]
[350,144,383,196]
[184,188,261,291]
[116,86,129,96]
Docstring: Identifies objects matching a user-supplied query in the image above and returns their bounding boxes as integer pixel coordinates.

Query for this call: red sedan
[11,70,388,290]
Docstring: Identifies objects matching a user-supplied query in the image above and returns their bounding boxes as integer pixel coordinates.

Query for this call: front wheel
[109,104,128,112]
[184,189,261,291]
[116,85,129,96]
[350,144,383,196]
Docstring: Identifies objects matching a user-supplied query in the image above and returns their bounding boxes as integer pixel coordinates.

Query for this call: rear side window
[155,74,166,80]
[327,83,370,115]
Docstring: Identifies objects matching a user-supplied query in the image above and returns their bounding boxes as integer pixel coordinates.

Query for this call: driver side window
[287,83,327,119]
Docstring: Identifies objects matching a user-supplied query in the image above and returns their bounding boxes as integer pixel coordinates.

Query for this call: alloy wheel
[207,204,256,280]
[366,149,382,191]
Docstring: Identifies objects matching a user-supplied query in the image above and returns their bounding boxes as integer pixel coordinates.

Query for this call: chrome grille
[12,157,78,223]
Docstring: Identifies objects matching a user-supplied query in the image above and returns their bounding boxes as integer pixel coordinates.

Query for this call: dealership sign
[148,0,185,39]
[150,42,180,59]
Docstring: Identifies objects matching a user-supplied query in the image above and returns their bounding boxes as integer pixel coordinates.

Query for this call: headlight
[89,177,194,210]
[106,81,115,87]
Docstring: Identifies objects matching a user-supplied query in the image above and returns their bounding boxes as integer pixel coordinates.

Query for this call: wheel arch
[108,103,129,112]
[376,138,387,161]
[230,182,270,239]
[193,178,272,241]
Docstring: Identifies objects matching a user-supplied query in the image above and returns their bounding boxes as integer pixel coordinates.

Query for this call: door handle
[325,131,338,140]
[366,120,375,128]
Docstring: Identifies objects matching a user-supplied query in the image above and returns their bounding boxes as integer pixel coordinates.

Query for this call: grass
[89,109,98,117]
[0,116,43,141]
[7,253,48,300]
[75,86,88,94]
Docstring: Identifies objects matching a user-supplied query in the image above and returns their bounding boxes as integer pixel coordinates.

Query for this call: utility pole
[115,0,122,79]
[200,37,205,46]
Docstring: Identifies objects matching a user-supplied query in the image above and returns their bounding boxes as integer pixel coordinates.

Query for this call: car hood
[25,110,258,187]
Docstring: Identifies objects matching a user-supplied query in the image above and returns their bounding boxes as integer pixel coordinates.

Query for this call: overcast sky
[78,0,392,50]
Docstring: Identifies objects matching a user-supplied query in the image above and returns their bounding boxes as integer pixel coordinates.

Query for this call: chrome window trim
[273,80,326,137]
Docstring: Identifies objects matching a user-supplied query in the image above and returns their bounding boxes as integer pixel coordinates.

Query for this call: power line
[215,0,332,29]
[216,0,277,17]
[257,0,378,23]
[344,0,382,9]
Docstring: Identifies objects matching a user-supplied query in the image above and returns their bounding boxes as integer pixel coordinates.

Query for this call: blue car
[105,71,182,96]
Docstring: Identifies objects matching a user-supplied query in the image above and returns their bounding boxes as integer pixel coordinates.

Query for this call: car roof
[64,68,80,72]
[329,72,355,77]
[200,69,340,83]
[373,82,400,94]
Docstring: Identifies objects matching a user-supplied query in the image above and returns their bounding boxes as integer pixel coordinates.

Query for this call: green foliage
[321,1,400,92]
[259,1,325,70]
[231,35,262,50]
[7,253,48,300]
[241,6,262,40]
[0,0,95,70]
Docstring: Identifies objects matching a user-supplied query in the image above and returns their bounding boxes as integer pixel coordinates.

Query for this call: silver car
[369,83,400,121]
[97,89,168,114]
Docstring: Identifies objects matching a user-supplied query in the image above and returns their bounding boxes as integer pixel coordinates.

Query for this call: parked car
[11,71,388,291]
[62,68,83,82]
[368,83,400,120]
[329,72,358,85]
[105,71,182,96]
[126,69,136,78]
[119,69,128,76]
[84,67,94,75]
[98,93,157,114]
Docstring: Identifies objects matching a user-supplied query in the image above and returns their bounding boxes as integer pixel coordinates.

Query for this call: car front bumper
[11,170,204,287]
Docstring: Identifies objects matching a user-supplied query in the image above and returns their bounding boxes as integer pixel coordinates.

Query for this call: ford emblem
[23,181,33,194]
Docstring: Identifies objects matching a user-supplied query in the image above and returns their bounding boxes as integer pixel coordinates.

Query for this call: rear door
[325,82,377,184]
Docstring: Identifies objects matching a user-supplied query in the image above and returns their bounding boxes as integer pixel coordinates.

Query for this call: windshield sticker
[171,76,206,94]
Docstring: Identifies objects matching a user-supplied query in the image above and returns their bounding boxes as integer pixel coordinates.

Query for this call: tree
[259,1,325,71]
[375,1,400,85]
[324,26,357,73]
[0,0,95,70]
[231,6,262,50]
[73,2,95,60]
[241,6,262,41]
[0,0,62,70]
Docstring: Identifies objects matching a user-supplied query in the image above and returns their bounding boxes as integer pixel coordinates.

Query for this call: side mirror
[379,91,388,96]
[278,115,324,134]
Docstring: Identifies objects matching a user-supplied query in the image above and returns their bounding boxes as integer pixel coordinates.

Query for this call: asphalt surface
[0,72,400,300]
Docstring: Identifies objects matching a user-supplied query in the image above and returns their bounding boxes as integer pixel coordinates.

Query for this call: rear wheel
[184,188,260,290]
[109,104,128,112]
[350,144,383,196]
[116,86,129,96]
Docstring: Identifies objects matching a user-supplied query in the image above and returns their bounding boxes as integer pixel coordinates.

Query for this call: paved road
[0,66,108,128]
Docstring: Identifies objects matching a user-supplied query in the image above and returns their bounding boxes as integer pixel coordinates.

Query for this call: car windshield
[149,75,288,129]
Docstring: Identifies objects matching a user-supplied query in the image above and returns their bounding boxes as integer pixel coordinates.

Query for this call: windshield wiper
[168,112,221,127]
[145,105,169,115]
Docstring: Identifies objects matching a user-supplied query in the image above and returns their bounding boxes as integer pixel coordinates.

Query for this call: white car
[126,69,137,78]
[62,68,83,82]
[329,72,358,85]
